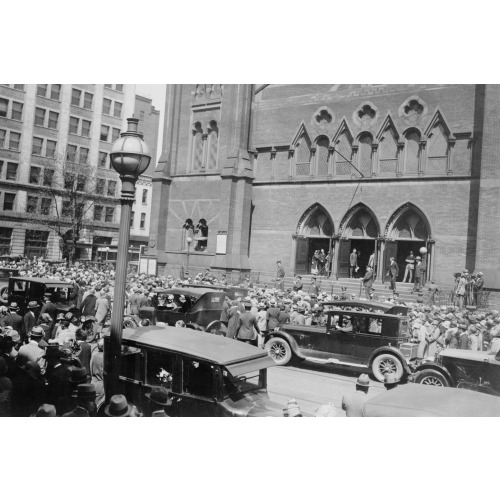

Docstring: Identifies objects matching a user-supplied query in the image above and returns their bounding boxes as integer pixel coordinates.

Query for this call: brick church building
[148,84,500,288]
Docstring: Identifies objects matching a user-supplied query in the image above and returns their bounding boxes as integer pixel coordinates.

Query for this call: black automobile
[140,287,226,332]
[264,300,415,382]
[412,347,500,396]
[102,326,283,417]
[6,277,75,316]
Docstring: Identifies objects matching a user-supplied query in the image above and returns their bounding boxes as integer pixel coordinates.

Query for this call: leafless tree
[25,149,109,264]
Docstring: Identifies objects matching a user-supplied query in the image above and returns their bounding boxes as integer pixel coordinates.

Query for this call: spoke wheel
[414,369,449,387]
[265,337,292,366]
[372,353,404,382]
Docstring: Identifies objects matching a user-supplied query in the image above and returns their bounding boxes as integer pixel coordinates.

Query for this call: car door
[320,312,356,360]
[118,346,145,412]
[352,314,382,364]
[171,357,219,417]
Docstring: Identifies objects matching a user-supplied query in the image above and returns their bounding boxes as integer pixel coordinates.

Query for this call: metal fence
[429,290,490,309]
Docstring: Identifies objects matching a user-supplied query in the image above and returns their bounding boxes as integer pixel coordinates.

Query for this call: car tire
[414,369,450,387]
[265,337,292,366]
[371,353,404,382]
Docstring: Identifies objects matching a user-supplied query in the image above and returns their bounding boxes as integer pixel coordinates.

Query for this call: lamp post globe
[107,117,151,399]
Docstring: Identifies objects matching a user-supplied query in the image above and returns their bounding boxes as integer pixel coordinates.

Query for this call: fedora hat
[73,383,96,400]
[44,344,62,359]
[30,326,44,338]
[104,394,133,417]
[146,386,171,406]
[27,301,39,309]
[384,373,398,385]
[9,302,19,310]
[70,367,88,385]
[31,404,57,417]
[356,373,370,387]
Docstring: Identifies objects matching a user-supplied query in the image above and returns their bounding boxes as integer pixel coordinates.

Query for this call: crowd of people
[0,255,498,417]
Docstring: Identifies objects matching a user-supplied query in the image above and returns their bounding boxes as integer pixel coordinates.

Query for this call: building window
[140,213,146,229]
[0,98,7,117]
[37,85,48,97]
[50,84,61,101]
[427,121,449,172]
[35,107,46,126]
[46,140,57,158]
[0,129,5,148]
[358,132,373,176]
[25,230,49,258]
[3,193,15,211]
[192,122,204,170]
[41,198,52,215]
[107,180,116,197]
[103,98,112,115]
[100,125,109,142]
[115,84,124,92]
[295,134,311,176]
[6,162,17,181]
[315,136,330,176]
[404,129,421,174]
[96,178,105,194]
[142,189,147,204]
[378,125,398,175]
[81,119,91,137]
[32,137,43,155]
[111,128,120,142]
[29,166,41,184]
[79,147,88,164]
[64,172,75,189]
[43,169,54,186]
[99,151,108,168]
[8,132,20,151]
[69,116,79,134]
[13,84,24,91]
[66,144,78,162]
[62,200,71,217]
[104,84,113,89]
[207,121,219,170]
[48,111,59,129]
[11,102,23,121]
[105,207,115,223]
[83,92,93,110]
[114,102,122,118]
[27,196,38,213]
[130,211,134,227]
[71,88,81,106]
[94,205,103,221]
[76,175,86,191]
[0,228,13,254]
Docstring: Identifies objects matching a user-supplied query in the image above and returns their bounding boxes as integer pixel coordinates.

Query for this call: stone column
[211,84,254,271]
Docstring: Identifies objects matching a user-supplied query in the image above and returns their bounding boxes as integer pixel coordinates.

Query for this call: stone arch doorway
[337,204,380,278]
[384,204,432,283]
[294,204,334,275]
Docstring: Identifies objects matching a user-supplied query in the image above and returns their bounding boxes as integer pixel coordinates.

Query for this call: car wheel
[372,353,404,382]
[265,337,292,366]
[414,369,449,387]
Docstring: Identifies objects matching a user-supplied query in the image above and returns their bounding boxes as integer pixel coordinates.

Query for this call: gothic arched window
[315,136,329,176]
[192,122,204,171]
[207,121,219,170]
[404,129,420,174]
[295,134,311,176]
[379,126,398,174]
[358,133,373,176]
[427,121,448,173]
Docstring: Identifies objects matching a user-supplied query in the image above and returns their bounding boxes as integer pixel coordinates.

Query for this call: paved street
[267,362,386,416]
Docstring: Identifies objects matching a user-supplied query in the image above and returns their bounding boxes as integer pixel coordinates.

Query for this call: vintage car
[0,267,20,290]
[265,300,414,382]
[411,346,500,396]
[140,287,226,332]
[359,383,500,417]
[102,326,283,417]
[6,277,75,316]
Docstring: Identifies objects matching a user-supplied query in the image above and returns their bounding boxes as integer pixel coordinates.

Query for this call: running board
[304,356,368,368]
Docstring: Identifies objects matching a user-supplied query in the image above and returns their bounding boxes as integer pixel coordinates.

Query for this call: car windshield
[222,369,265,399]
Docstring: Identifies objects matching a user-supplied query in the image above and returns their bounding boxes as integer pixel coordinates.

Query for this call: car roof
[10,277,72,285]
[103,325,270,366]
[154,287,223,298]
[323,301,408,317]
[362,384,500,417]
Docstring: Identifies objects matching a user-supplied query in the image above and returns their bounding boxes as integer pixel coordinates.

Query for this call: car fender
[412,361,454,385]
[369,346,411,374]
[264,330,305,360]
[185,322,204,331]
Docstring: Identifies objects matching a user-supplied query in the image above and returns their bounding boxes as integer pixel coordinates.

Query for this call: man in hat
[384,373,398,390]
[349,249,357,278]
[236,309,261,346]
[403,251,415,283]
[293,275,303,292]
[4,302,24,340]
[219,296,231,327]
[45,345,73,415]
[62,383,97,417]
[275,261,285,292]
[31,403,57,417]
[387,257,399,292]
[40,293,57,321]
[342,373,370,417]
[267,299,281,331]
[23,301,40,342]
[104,394,141,417]
[17,326,46,374]
[95,289,110,334]
[129,287,140,315]
[412,257,423,293]
[146,386,171,417]
[309,277,320,296]
[80,288,97,317]
[361,265,374,300]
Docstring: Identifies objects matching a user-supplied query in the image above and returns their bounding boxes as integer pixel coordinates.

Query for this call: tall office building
[0,83,159,262]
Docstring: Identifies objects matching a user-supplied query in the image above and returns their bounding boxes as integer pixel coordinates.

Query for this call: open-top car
[102,326,283,417]
[6,277,75,316]
[141,287,226,332]
[412,346,500,396]
[265,300,415,382]
[360,383,500,417]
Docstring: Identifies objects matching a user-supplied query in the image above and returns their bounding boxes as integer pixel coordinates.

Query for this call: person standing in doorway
[403,251,415,283]
[349,249,357,278]
[388,257,399,292]
[318,249,326,276]
[412,256,423,293]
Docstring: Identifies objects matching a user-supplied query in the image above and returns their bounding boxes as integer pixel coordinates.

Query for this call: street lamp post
[186,236,193,276]
[108,117,151,398]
